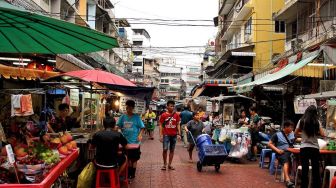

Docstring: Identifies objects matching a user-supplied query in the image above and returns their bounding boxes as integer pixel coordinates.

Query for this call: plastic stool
[259,149,272,168]
[294,165,312,188]
[269,153,282,175]
[96,167,120,188]
[274,161,284,182]
[330,176,336,188]
[322,166,336,188]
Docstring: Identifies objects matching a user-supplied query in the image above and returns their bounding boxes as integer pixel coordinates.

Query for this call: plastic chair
[259,149,272,168]
[269,153,282,175]
[95,167,120,188]
[294,165,312,188]
[322,166,336,188]
[274,162,284,182]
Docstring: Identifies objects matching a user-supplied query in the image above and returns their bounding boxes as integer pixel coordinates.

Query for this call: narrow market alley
[130,129,284,188]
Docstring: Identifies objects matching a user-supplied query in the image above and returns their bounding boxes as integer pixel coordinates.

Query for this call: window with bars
[244,17,252,35]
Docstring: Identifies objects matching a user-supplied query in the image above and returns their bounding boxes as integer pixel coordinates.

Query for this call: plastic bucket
[196,134,212,149]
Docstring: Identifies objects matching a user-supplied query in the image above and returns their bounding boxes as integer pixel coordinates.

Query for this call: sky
[114,0,218,69]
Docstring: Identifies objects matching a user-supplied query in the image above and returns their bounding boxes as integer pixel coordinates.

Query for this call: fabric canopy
[229,50,320,93]
[0,0,118,54]
[62,69,136,87]
[0,64,59,80]
[192,86,206,99]
[210,94,255,102]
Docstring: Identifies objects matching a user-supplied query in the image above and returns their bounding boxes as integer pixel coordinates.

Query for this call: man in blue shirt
[268,121,295,188]
[180,106,193,148]
[117,100,145,180]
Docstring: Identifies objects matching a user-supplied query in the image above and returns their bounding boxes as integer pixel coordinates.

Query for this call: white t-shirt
[238,117,249,126]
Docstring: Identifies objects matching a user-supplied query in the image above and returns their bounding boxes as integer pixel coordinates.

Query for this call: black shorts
[188,143,195,152]
[250,130,260,146]
[117,154,126,166]
[126,147,141,161]
[277,151,292,165]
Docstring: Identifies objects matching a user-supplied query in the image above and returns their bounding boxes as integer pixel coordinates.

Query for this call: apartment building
[8,0,131,75]
[184,66,201,95]
[158,58,183,100]
[131,29,151,76]
[209,0,285,82]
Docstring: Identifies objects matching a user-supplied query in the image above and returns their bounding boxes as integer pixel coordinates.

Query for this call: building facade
[184,66,201,96]
[158,58,183,100]
[131,29,151,77]
[209,0,285,81]
[7,0,132,75]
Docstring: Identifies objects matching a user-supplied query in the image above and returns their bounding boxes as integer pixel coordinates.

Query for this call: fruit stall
[0,132,79,186]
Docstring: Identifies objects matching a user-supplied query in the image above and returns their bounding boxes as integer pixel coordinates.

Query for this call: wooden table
[287,148,336,179]
[287,148,336,154]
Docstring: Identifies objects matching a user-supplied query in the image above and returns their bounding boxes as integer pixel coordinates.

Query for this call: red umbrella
[63,69,136,87]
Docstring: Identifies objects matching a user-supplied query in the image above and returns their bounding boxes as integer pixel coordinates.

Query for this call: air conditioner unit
[291,39,303,52]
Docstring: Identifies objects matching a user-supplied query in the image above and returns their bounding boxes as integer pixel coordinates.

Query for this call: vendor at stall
[47,103,81,133]
[238,110,249,127]
[248,106,261,161]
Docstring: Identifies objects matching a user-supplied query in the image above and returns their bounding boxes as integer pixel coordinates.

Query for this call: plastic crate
[198,145,228,165]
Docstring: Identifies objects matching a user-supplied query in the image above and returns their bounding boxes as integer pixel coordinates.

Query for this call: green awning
[229,50,320,93]
[0,0,118,54]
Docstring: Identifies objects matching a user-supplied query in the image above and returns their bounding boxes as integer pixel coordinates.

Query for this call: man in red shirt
[159,100,181,170]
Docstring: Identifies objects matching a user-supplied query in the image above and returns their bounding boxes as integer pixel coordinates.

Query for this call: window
[42,0,49,5]
[133,61,142,66]
[133,51,142,56]
[133,41,143,46]
[275,21,285,33]
[244,17,252,35]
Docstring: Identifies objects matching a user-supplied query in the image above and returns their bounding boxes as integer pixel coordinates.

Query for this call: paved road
[130,128,284,188]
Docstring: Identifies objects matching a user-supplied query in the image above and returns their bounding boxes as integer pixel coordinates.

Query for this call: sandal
[161,165,167,170]
[168,166,175,170]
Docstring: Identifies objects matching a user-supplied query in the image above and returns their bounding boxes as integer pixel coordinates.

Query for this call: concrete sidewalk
[131,129,284,188]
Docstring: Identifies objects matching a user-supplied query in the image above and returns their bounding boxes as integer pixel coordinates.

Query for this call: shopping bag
[77,162,96,188]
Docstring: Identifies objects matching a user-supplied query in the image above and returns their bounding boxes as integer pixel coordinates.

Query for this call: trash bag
[77,162,96,188]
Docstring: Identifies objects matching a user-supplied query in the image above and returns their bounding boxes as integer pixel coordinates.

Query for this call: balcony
[222,0,253,41]
[274,0,314,22]
[285,20,336,53]
[219,0,237,16]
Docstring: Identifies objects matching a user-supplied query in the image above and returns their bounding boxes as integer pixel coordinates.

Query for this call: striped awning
[229,50,320,93]
[205,79,237,86]
[0,64,59,80]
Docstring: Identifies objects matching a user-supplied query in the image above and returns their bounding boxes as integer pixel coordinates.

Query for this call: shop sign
[206,101,212,112]
[70,89,79,107]
[149,104,157,111]
[120,97,146,114]
[6,144,15,164]
[294,98,317,114]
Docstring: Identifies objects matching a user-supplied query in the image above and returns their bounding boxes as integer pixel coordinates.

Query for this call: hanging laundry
[11,94,22,116]
[12,94,21,109]
[21,94,34,115]
[11,94,34,117]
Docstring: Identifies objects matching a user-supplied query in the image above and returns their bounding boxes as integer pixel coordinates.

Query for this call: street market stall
[0,0,121,185]
[209,95,256,158]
